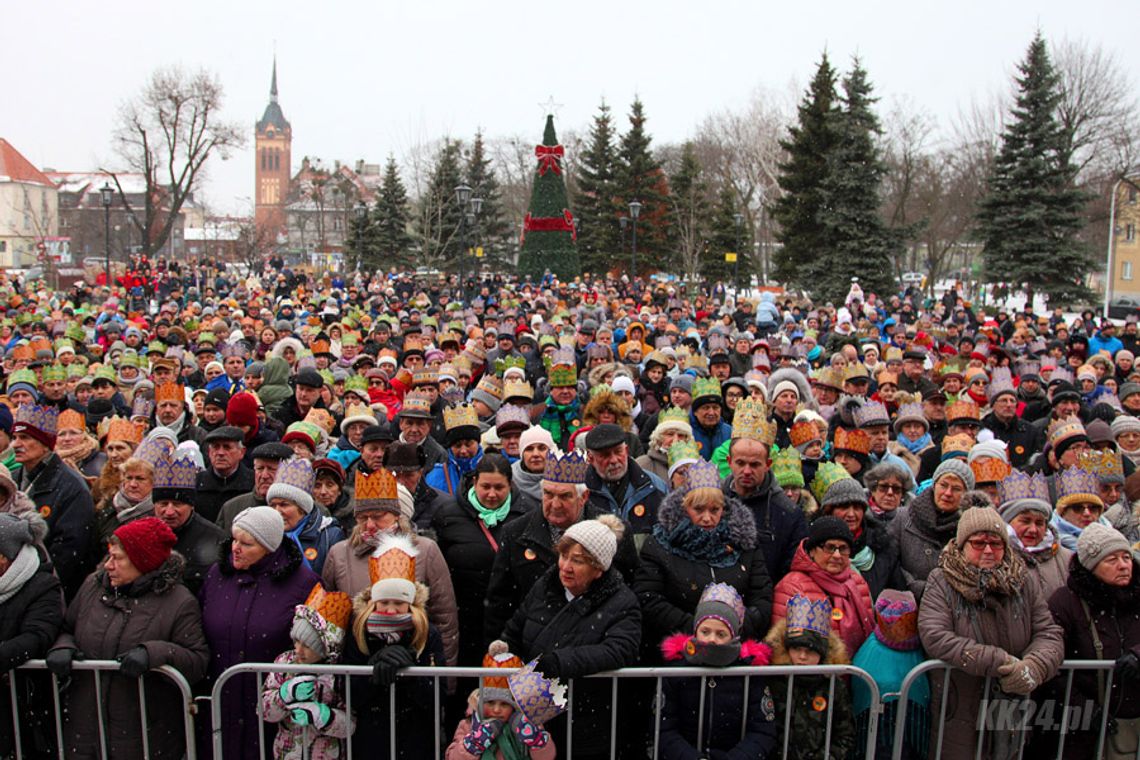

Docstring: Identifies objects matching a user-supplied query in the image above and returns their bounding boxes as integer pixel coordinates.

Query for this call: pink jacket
[445,717,557,760]
[260,651,354,760]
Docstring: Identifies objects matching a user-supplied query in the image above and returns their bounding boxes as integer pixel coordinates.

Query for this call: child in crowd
[446,640,556,759]
[765,594,856,760]
[261,585,355,759]
[659,583,777,759]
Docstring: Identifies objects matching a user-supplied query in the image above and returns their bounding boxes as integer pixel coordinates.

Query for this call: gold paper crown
[503,379,534,400]
[833,427,871,455]
[369,534,418,586]
[941,433,974,457]
[154,382,184,405]
[475,374,504,399]
[355,468,398,505]
[1048,416,1087,448]
[789,421,820,448]
[303,408,336,436]
[443,403,479,430]
[303,584,353,631]
[843,363,870,381]
[970,457,1012,484]
[1077,448,1124,482]
[812,367,845,391]
[946,399,981,423]
[731,398,775,445]
[99,415,143,444]
[57,409,86,432]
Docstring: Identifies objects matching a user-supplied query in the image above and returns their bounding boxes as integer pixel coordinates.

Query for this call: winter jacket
[635,489,773,645]
[634,447,670,483]
[689,412,732,462]
[261,650,353,760]
[325,435,360,472]
[284,509,345,576]
[585,457,667,539]
[888,490,958,601]
[483,503,640,645]
[772,541,875,657]
[849,513,905,599]
[917,565,1064,760]
[410,477,455,533]
[321,528,460,665]
[982,411,1041,469]
[432,481,532,665]
[446,715,557,760]
[172,512,225,595]
[257,357,294,417]
[52,555,209,760]
[216,491,268,534]
[425,448,485,497]
[502,565,641,759]
[199,541,321,760]
[12,452,95,600]
[1012,536,1072,600]
[765,620,857,760]
[195,463,255,524]
[723,472,809,581]
[1089,331,1123,357]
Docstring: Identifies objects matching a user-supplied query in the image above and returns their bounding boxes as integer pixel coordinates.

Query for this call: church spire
[270,55,278,103]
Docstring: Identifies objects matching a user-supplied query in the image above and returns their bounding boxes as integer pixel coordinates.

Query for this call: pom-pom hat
[113,516,177,575]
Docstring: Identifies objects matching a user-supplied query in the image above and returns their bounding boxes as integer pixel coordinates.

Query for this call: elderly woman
[1052,466,1109,551]
[55,409,106,481]
[46,517,209,760]
[890,459,976,600]
[199,506,320,760]
[636,407,693,482]
[814,467,902,598]
[94,454,155,545]
[635,460,773,644]
[918,507,1064,760]
[92,416,142,505]
[503,514,641,760]
[997,470,1073,597]
[321,469,459,665]
[772,513,875,656]
[1046,524,1140,759]
[266,457,345,575]
[863,460,912,523]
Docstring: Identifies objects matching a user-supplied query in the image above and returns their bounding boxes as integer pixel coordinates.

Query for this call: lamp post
[733,212,744,293]
[469,195,483,278]
[354,201,367,274]
[100,183,114,290]
[629,200,641,282]
[1106,177,1127,320]
[454,184,471,289]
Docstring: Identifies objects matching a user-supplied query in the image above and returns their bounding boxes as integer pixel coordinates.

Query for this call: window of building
[1128,224,1137,243]
[1129,187,1138,205]
[1124,261,1134,281]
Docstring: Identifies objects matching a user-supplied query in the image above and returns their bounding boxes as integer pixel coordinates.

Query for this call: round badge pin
[831,608,844,621]
[633,504,646,517]
[812,696,828,712]
[304,547,318,561]
[524,548,537,560]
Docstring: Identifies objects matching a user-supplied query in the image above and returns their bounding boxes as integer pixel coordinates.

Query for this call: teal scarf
[468,487,512,528]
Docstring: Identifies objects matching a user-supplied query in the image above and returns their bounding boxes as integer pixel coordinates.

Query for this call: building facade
[1111,178,1140,300]
[0,139,59,268]
[254,58,292,237]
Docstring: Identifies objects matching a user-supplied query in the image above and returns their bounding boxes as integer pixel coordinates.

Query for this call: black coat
[195,464,254,524]
[849,513,904,599]
[411,477,454,533]
[982,411,1040,469]
[502,566,642,759]
[635,490,773,644]
[172,512,225,595]
[483,503,641,645]
[584,457,667,535]
[723,472,809,581]
[431,480,531,665]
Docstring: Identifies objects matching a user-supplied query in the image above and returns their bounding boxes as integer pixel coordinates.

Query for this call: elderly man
[897,349,937,397]
[153,381,207,446]
[277,367,329,428]
[215,442,294,533]
[482,448,640,644]
[397,391,447,470]
[983,377,1040,468]
[195,425,254,524]
[584,423,666,538]
[153,453,226,593]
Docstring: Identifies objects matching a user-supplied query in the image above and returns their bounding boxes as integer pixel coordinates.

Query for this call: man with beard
[583,423,665,537]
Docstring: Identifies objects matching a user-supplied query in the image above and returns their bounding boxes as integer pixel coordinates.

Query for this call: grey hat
[274,319,293,333]
[245,361,266,378]
[821,478,869,510]
[0,513,37,560]
[1120,383,1140,402]
[1077,523,1131,571]
[290,617,326,659]
[470,388,502,414]
[1112,415,1140,437]
[232,506,284,552]
[669,375,694,394]
[584,423,627,452]
[933,459,976,491]
[999,497,1053,523]
[204,425,245,444]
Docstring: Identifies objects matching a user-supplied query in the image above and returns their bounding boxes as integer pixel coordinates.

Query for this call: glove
[369,645,415,687]
[46,648,80,679]
[117,646,150,678]
[279,675,317,704]
[534,651,561,679]
[1116,652,1140,680]
[290,702,332,729]
[462,718,504,755]
[997,657,1037,696]
[510,711,548,748]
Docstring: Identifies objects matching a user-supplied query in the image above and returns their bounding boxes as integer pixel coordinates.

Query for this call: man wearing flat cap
[215,441,295,533]
[195,426,255,524]
[277,367,331,429]
[583,423,666,537]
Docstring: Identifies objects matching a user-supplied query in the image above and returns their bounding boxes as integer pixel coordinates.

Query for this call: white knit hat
[611,376,636,395]
[233,506,285,552]
[772,380,800,401]
[562,514,625,570]
[967,440,1009,465]
[519,426,556,455]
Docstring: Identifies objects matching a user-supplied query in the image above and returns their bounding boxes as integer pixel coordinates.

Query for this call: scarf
[652,517,739,568]
[1122,447,1140,469]
[57,433,98,470]
[938,541,1026,603]
[681,637,743,667]
[539,399,580,444]
[898,431,932,455]
[850,544,875,573]
[0,544,39,604]
[1052,514,1091,551]
[112,490,154,524]
[511,460,544,501]
[479,717,529,760]
[352,524,402,557]
[285,512,314,569]
[367,611,413,643]
[468,487,511,528]
[1006,524,1060,558]
[910,491,961,543]
[165,412,187,437]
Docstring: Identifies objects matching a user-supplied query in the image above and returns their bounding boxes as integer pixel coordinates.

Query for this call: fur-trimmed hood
[767,367,815,409]
[660,631,772,664]
[656,488,758,551]
[587,362,634,389]
[1065,555,1140,613]
[764,618,849,666]
[270,336,304,361]
[583,388,634,431]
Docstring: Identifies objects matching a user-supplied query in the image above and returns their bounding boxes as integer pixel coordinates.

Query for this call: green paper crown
[668,439,701,468]
[692,376,722,402]
[810,461,852,505]
[6,368,37,391]
[41,364,67,383]
[344,375,367,394]
[771,447,804,489]
[65,324,86,343]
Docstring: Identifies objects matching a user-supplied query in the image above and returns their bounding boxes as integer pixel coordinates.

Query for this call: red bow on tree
[535,145,565,176]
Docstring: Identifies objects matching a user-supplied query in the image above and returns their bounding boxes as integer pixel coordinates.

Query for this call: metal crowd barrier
[6,659,197,760]
[210,662,881,760]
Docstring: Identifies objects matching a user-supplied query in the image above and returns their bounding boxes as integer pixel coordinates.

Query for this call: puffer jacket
[635,489,773,644]
[772,541,875,657]
[51,554,209,760]
[261,650,353,760]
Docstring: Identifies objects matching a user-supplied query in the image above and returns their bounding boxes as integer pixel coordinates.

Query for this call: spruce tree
[615,98,671,275]
[668,142,710,281]
[417,140,465,271]
[518,114,579,280]
[373,155,412,268]
[706,186,749,286]
[772,54,840,289]
[977,33,1091,306]
[574,100,621,275]
[465,130,511,269]
[814,58,900,302]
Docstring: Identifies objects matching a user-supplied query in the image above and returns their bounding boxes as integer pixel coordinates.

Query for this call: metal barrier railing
[6,659,197,760]
[209,662,882,760]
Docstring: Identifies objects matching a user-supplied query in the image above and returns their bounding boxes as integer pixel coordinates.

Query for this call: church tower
[254,57,291,235]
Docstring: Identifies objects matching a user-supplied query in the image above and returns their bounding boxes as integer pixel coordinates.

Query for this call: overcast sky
[6,1,1136,215]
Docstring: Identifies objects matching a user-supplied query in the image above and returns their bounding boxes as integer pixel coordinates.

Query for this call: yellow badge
[304,548,318,561]
[685,640,696,656]
[633,504,646,517]
[1015,445,1025,455]
[812,696,828,712]
[38,505,52,519]
[695,441,703,451]
[524,548,537,561]
[571,419,580,427]
[831,608,844,622]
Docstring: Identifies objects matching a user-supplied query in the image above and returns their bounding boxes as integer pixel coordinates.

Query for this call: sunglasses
[966,538,1004,552]
[874,483,904,494]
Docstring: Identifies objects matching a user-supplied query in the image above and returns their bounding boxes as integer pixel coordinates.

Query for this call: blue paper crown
[13,404,58,435]
[542,450,589,484]
[683,460,722,495]
[274,457,315,493]
[996,469,1051,505]
[153,455,198,490]
[786,593,832,638]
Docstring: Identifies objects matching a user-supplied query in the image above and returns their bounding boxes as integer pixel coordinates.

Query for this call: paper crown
[970,456,1012,484]
[895,402,926,425]
[6,369,37,391]
[482,641,525,698]
[771,446,804,488]
[1055,466,1103,511]
[833,427,871,455]
[872,590,920,651]
[683,460,722,495]
[342,376,368,396]
[853,401,890,428]
[355,468,399,508]
[875,371,898,387]
[946,399,981,424]
[302,583,353,632]
[997,469,1051,506]
[843,363,870,381]
[99,415,143,444]
[667,439,701,468]
[369,533,418,586]
[134,435,171,467]
[706,333,730,356]
[412,369,439,386]
[658,406,690,429]
[941,434,974,458]
[1048,416,1087,447]
[476,374,504,398]
[785,593,833,639]
[273,456,316,493]
[443,403,480,430]
[503,379,534,400]
[787,421,819,448]
[131,395,155,420]
[57,409,85,432]
[401,391,433,416]
[1078,448,1124,482]
[732,398,776,445]
[494,355,526,376]
[1049,367,1074,385]
[153,454,199,491]
[811,461,852,504]
[543,450,589,484]
[154,382,184,405]
[698,582,746,625]
[495,404,531,431]
[987,367,1016,401]
[377,348,399,365]
[508,659,568,727]
[691,376,722,402]
[41,364,66,383]
[547,355,577,387]
[813,367,845,391]
[14,404,58,435]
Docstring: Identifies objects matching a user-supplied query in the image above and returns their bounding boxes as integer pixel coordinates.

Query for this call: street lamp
[354,201,367,274]
[100,183,114,290]
[628,200,641,281]
[733,212,744,293]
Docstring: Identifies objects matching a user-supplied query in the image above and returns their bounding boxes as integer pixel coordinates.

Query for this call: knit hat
[562,514,625,571]
[1119,383,1140,402]
[772,380,800,401]
[266,458,316,514]
[933,459,975,491]
[290,585,352,661]
[955,506,1007,549]
[0,513,38,560]
[967,439,1009,465]
[519,425,556,456]
[1111,415,1140,438]
[113,516,177,575]
[233,506,285,552]
[804,516,855,552]
[821,478,868,510]
[480,640,524,707]
[694,582,746,640]
[225,391,260,430]
[1077,523,1131,571]
[204,387,230,411]
[669,375,694,395]
[871,590,920,652]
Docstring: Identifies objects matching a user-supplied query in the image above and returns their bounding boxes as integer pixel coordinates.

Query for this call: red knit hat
[226,392,261,439]
[113,517,176,575]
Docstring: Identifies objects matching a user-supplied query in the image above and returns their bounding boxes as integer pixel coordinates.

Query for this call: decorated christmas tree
[519,113,579,279]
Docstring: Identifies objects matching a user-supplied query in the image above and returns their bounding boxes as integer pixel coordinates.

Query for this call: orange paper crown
[833,427,871,455]
[154,382,185,405]
[100,416,143,444]
[790,421,821,448]
[355,468,399,507]
[368,534,418,586]
[57,409,86,432]
[303,584,353,631]
[970,457,1012,484]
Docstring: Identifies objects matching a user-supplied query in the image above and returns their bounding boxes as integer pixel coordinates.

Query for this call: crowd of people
[1,261,1140,759]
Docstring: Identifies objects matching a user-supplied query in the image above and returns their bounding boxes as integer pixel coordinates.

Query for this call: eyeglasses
[818,543,851,557]
[1072,503,1104,515]
[874,483,904,494]
[966,538,1005,552]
